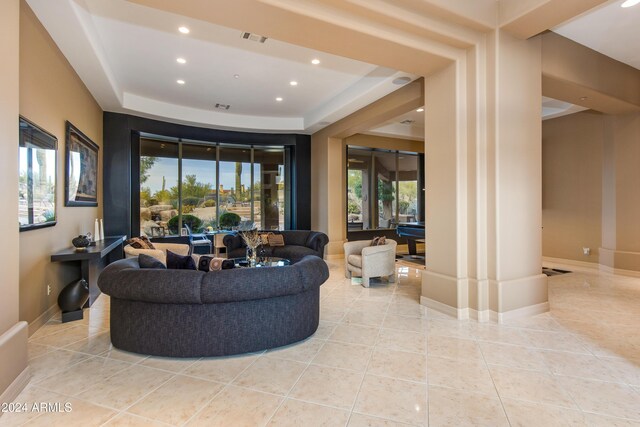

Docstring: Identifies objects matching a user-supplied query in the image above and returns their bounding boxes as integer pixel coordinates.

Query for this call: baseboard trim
[0,366,30,405]
[599,264,640,278]
[491,301,550,323]
[542,256,599,273]
[543,256,640,278]
[28,303,59,337]
[421,297,549,323]
[420,296,468,320]
[469,308,490,322]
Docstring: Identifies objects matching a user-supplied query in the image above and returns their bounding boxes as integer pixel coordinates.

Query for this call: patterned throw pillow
[139,236,156,249]
[371,236,387,246]
[267,233,285,247]
[197,255,213,271]
[197,255,226,271]
[127,237,153,249]
[209,258,224,271]
[259,233,270,246]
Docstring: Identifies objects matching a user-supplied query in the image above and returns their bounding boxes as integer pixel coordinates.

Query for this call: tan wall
[19,1,103,329]
[542,111,603,263]
[611,113,640,270]
[542,110,640,273]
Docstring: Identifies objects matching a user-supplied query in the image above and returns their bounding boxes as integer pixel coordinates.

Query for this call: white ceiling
[553,0,640,71]
[362,96,585,142]
[365,109,426,141]
[26,0,417,134]
[26,0,635,138]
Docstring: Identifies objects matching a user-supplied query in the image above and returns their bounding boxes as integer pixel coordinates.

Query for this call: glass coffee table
[232,257,290,268]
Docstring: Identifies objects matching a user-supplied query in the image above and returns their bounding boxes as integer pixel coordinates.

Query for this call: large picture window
[139,136,286,236]
[347,146,419,231]
[19,117,57,231]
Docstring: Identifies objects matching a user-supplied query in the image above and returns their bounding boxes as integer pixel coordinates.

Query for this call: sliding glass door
[254,147,285,230]
[180,144,217,233]
[139,139,179,237]
[346,146,420,231]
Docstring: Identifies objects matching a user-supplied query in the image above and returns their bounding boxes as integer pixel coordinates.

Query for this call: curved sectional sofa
[223,230,328,263]
[97,255,329,357]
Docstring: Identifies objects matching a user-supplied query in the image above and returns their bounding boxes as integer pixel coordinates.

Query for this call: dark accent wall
[103,112,311,238]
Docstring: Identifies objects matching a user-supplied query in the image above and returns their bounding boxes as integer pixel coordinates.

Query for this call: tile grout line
[476,324,515,427]
[345,273,400,426]
[178,351,266,426]
[262,338,329,426]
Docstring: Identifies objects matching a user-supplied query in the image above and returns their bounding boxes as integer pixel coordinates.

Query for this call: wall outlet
[47,284,51,296]
[583,247,591,256]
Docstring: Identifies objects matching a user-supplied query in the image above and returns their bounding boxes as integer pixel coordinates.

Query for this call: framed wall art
[65,121,99,207]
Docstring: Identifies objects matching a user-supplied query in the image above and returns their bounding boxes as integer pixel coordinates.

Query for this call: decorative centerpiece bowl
[241,230,262,267]
[72,234,91,251]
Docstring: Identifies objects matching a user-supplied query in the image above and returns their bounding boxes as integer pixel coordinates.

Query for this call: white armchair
[344,239,397,287]
[124,242,191,264]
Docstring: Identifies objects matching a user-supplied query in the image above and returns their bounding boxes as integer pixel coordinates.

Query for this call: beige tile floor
[3,261,640,426]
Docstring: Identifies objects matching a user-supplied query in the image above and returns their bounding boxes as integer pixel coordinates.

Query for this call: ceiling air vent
[400,119,415,125]
[215,103,231,111]
[241,31,268,43]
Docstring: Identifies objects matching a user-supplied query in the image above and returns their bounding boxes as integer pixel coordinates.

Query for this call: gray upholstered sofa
[97,255,329,357]
[223,230,329,263]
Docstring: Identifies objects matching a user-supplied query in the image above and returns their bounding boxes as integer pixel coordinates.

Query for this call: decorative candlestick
[100,219,105,241]
[94,219,100,242]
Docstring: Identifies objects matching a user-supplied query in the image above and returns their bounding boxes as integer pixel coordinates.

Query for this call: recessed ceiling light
[580,96,588,101]
[289,81,298,86]
[234,74,240,79]
[176,79,185,85]
[621,0,640,7]
[176,57,186,64]
[275,97,283,102]
[311,58,320,65]
[416,108,424,112]
[178,26,190,34]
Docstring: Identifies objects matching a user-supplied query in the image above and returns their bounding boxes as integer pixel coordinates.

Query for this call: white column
[489,30,547,320]
[421,59,471,318]
[422,30,548,322]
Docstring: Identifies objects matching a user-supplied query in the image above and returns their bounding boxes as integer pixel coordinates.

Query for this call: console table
[51,236,126,307]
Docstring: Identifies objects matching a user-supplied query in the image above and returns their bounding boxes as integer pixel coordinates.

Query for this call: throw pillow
[371,236,387,246]
[127,237,149,249]
[259,233,270,246]
[138,253,166,269]
[197,255,213,271]
[139,236,156,249]
[166,250,197,270]
[267,233,285,247]
[209,257,224,271]
[221,259,235,269]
